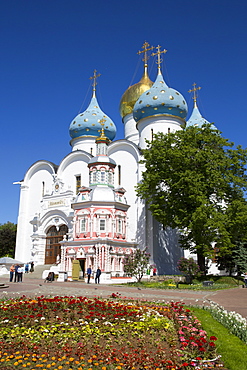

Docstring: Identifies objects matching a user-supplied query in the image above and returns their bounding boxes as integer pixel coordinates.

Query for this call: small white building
[15,44,214,276]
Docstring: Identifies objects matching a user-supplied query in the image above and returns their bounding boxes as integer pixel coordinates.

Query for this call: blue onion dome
[186,102,210,127]
[133,71,188,122]
[69,96,116,141]
[69,71,116,141]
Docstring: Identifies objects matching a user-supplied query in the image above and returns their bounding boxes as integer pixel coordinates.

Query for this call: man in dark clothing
[87,265,92,284]
[95,267,101,284]
[14,264,19,282]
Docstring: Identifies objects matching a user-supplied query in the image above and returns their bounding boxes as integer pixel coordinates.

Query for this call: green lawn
[125,275,243,291]
[189,307,247,370]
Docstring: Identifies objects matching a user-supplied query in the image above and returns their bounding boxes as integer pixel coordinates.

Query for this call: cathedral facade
[15,44,211,277]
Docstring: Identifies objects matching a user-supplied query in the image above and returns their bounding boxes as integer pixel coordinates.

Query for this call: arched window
[45,224,68,264]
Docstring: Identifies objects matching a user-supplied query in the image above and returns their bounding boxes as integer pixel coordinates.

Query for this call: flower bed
[0,295,225,369]
[203,301,247,343]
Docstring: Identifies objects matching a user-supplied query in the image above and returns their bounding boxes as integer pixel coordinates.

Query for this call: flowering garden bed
[0,295,225,369]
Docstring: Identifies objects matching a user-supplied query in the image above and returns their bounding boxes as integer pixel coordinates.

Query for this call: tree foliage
[0,222,17,258]
[123,248,150,282]
[136,125,247,270]
[178,257,201,283]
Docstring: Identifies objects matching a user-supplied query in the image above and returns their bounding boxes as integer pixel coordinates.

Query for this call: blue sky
[1,0,247,224]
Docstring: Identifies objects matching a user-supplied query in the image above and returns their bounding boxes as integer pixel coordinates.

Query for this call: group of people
[86,266,101,284]
[9,262,34,282]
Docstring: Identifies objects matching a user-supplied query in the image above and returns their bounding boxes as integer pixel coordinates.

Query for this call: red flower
[209,335,217,341]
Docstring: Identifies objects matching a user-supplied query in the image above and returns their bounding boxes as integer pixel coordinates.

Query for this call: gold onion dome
[119,69,153,119]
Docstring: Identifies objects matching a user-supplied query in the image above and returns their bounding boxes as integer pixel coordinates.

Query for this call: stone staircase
[24,264,53,279]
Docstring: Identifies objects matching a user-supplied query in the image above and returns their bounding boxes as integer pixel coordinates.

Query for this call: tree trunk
[197,252,206,275]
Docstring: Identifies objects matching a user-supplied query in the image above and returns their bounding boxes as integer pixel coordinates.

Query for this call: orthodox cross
[90,69,101,96]
[137,41,154,66]
[188,83,201,106]
[151,45,167,72]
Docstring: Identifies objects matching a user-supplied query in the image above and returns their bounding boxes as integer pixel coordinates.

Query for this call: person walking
[30,261,34,273]
[87,265,92,284]
[9,264,15,282]
[95,267,101,284]
[25,263,29,273]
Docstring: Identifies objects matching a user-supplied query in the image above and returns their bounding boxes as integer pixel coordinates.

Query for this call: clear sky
[1,0,247,225]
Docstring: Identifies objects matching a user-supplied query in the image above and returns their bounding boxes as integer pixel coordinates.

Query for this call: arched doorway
[45,225,68,264]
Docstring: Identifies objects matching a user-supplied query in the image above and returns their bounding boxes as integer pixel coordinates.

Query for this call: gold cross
[188,82,201,104]
[151,45,167,70]
[89,69,101,94]
[137,41,154,65]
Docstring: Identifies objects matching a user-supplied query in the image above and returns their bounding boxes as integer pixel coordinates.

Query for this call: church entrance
[45,225,68,264]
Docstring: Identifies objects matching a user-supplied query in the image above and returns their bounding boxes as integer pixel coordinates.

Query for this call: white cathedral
[14,43,212,278]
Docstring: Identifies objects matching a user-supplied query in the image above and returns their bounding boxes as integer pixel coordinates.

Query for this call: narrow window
[81,218,86,232]
[151,128,154,142]
[108,172,112,185]
[168,127,170,134]
[101,170,105,183]
[76,175,81,194]
[93,170,97,183]
[42,181,45,197]
[117,219,122,233]
[118,165,121,186]
[100,219,105,231]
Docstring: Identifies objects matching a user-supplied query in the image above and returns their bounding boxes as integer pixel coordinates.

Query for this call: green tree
[178,257,201,283]
[0,222,17,258]
[217,199,247,275]
[136,124,247,272]
[123,248,150,282]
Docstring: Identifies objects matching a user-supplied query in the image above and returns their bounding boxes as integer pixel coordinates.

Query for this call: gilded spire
[89,69,101,98]
[188,83,201,107]
[151,45,167,75]
[96,118,109,144]
[137,41,154,75]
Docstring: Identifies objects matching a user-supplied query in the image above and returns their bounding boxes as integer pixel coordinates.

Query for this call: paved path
[0,275,246,318]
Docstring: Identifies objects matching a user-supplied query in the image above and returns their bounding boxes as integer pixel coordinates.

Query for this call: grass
[189,307,247,370]
[125,275,242,291]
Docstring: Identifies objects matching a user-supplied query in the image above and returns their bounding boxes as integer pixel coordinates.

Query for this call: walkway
[0,275,246,318]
